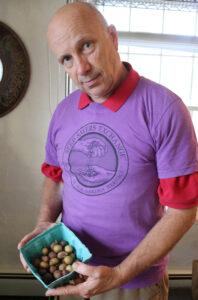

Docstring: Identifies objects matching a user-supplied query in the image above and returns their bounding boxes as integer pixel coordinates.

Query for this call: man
[18,2,198,299]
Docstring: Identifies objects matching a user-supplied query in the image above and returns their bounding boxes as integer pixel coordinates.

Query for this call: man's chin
[89,96,107,104]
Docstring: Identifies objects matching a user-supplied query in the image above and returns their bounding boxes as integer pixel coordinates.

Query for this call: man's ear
[107,25,118,50]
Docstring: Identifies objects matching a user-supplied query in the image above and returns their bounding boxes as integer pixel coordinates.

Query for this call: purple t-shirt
[45,76,198,288]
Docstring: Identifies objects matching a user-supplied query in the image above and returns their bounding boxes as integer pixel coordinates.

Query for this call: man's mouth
[82,74,100,88]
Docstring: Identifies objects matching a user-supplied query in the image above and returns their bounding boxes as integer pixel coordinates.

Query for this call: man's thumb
[72,261,93,276]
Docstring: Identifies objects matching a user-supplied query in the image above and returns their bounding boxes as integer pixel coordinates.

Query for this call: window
[94,1,198,138]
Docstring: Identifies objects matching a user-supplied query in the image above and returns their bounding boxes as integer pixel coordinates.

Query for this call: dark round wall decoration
[0,21,30,117]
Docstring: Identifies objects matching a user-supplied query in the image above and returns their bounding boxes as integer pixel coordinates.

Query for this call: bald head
[47,2,108,44]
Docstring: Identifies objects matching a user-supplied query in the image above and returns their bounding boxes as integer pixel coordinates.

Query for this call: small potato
[70,253,76,260]
[63,256,73,265]
[49,258,59,266]
[62,269,69,276]
[57,251,68,259]
[42,247,49,255]
[38,267,47,275]
[60,240,68,247]
[49,251,57,259]
[74,276,85,284]
[49,265,57,273]
[42,255,49,262]
[65,245,73,253]
[50,241,58,250]
[42,272,54,284]
[66,265,73,273]
[40,261,49,269]
[32,257,41,267]
[53,270,62,279]
[53,244,62,253]
[59,263,66,271]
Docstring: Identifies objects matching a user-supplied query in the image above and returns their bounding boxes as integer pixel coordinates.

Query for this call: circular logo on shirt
[62,123,129,195]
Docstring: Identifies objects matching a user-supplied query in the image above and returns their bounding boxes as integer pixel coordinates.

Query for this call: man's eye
[63,56,71,63]
[84,42,91,49]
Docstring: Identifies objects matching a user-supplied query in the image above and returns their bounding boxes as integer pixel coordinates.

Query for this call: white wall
[168,221,198,273]
[0,0,197,277]
[0,0,65,273]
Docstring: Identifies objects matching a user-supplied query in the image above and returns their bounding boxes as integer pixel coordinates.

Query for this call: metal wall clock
[0,21,30,117]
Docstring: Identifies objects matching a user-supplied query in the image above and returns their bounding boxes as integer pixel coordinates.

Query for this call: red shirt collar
[78,62,140,112]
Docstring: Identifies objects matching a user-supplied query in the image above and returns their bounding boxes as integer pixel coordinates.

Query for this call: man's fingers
[18,229,43,249]
[45,282,84,296]
[19,252,27,268]
[72,261,94,277]
[17,232,35,249]
[19,252,31,272]
[18,223,57,250]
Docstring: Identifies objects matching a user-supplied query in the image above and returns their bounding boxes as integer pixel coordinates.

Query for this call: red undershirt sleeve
[41,162,63,182]
[158,172,198,209]
[41,163,198,207]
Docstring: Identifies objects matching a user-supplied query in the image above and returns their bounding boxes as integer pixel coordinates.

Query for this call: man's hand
[17,222,57,272]
[45,261,121,298]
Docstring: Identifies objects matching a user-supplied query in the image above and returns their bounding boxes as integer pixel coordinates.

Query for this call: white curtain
[82,0,198,11]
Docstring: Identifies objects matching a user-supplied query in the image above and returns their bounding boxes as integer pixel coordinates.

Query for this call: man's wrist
[113,264,128,288]
[36,220,57,228]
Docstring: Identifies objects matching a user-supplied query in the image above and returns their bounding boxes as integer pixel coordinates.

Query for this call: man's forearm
[36,177,63,226]
[115,206,197,286]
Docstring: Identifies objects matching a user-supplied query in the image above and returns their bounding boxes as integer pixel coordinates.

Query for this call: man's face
[48,16,120,102]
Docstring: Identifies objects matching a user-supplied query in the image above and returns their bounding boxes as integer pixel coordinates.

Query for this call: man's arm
[36,177,63,227]
[18,177,63,270]
[116,206,197,284]
[46,206,197,298]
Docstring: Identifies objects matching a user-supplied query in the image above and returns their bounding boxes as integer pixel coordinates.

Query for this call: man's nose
[75,56,91,76]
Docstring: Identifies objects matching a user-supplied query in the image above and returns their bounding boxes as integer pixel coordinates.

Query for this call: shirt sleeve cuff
[158,172,198,209]
[41,162,63,182]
